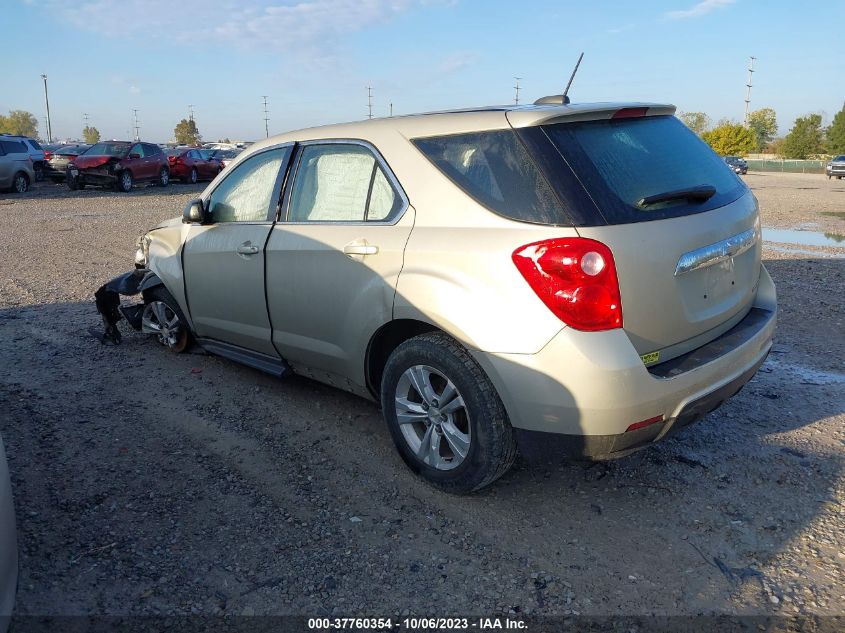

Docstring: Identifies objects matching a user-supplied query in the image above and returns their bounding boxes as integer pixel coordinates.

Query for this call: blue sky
[3,0,843,142]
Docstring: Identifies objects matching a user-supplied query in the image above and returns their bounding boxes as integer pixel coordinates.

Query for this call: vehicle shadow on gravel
[0,256,842,617]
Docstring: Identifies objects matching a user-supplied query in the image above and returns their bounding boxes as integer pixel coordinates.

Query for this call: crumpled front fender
[93,269,164,344]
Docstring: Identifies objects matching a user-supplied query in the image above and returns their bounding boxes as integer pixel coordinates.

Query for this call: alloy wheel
[142,301,184,350]
[394,365,471,471]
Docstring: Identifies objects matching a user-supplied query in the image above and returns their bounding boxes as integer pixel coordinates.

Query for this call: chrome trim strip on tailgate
[674,227,757,276]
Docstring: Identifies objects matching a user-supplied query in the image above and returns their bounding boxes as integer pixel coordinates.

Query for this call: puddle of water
[763,244,845,258]
[762,359,845,385]
[762,227,845,246]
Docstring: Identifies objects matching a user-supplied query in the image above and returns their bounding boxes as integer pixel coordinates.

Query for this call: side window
[2,141,26,154]
[288,144,401,223]
[367,166,398,221]
[0,144,6,157]
[144,144,161,156]
[129,144,144,158]
[207,147,289,223]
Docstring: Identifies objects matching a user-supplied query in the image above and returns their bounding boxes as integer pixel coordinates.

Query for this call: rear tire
[33,163,44,182]
[12,172,29,193]
[188,168,197,184]
[142,287,191,353]
[158,167,170,187]
[380,332,517,494]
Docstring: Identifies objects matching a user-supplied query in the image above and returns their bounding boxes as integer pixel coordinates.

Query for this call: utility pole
[366,86,373,119]
[389,102,393,117]
[188,104,195,122]
[744,56,756,125]
[132,109,140,141]
[513,77,522,105]
[261,96,269,138]
[40,74,52,143]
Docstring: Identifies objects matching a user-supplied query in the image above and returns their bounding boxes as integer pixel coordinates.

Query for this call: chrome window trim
[280,138,410,227]
[674,227,758,276]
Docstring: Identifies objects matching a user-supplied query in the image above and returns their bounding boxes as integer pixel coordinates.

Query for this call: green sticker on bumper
[640,351,660,365]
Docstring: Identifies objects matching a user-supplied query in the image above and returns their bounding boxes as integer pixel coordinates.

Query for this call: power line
[744,56,756,125]
[513,77,522,105]
[261,96,269,138]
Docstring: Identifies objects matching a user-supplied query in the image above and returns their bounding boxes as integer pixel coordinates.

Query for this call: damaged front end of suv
[93,217,191,350]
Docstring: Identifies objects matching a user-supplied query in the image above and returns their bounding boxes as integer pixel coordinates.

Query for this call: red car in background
[165,148,222,184]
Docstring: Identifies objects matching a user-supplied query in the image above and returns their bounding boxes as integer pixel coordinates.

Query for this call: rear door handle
[343,242,379,256]
[237,243,260,255]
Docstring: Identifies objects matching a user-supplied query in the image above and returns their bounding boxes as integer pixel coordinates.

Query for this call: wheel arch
[364,319,440,398]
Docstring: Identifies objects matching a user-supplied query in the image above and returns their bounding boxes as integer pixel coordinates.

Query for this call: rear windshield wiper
[637,185,716,208]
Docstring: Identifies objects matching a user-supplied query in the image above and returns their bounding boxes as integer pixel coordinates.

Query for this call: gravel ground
[0,175,842,620]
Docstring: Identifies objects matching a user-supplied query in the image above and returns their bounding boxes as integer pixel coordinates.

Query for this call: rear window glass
[541,115,746,224]
[412,130,568,225]
[28,139,43,150]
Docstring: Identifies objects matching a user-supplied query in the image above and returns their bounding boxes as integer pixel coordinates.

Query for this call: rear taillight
[44,151,53,160]
[167,156,177,163]
[512,237,622,331]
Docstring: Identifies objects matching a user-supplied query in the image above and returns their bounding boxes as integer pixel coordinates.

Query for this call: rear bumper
[472,264,776,458]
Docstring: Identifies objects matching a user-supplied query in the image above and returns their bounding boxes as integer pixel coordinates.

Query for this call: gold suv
[96,100,776,493]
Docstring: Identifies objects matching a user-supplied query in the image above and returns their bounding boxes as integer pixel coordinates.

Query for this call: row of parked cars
[0,134,242,194]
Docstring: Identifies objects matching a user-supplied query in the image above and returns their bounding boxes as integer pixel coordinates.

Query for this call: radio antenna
[561,52,584,103]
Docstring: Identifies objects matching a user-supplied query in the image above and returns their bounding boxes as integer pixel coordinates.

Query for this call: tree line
[4,104,844,159]
[680,103,845,159]
[0,109,201,146]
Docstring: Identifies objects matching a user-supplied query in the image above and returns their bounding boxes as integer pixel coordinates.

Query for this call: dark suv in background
[724,155,748,175]
[68,141,170,192]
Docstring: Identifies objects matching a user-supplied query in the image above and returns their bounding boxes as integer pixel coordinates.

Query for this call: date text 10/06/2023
[307,617,528,630]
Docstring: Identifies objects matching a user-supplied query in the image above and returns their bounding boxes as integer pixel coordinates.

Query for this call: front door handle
[237,243,260,255]
[343,242,379,256]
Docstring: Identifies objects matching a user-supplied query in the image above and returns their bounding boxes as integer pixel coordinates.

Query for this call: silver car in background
[0,433,16,632]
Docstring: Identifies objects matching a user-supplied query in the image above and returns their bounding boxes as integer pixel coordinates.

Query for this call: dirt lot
[0,173,843,621]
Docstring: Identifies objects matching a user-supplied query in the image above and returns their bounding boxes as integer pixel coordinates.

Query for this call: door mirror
[183,199,208,224]
[128,153,141,160]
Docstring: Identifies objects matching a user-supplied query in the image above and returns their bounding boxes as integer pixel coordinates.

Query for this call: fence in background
[745,159,826,174]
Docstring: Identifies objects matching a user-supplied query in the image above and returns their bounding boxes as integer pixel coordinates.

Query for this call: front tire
[33,163,44,182]
[117,170,133,193]
[187,167,197,184]
[158,167,170,187]
[381,332,517,494]
[141,287,191,353]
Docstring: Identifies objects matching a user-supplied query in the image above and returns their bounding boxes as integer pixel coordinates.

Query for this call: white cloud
[606,23,635,34]
[129,85,141,95]
[438,52,478,74]
[39,0,446,63]
[664,0,735,20]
